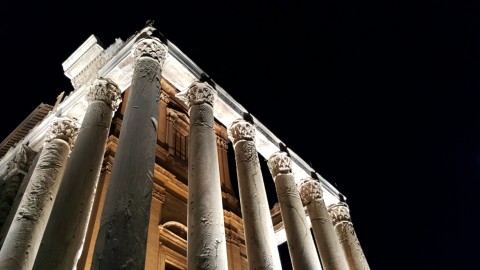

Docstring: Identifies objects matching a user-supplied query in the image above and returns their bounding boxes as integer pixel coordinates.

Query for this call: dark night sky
[1,1,479,269]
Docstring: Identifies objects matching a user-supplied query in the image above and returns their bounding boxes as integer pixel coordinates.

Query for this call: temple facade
[0,24,369,270]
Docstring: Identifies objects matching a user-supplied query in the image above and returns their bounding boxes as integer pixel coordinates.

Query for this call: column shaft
[33,78,121,270]
[177,81,228,269]
[299,178,348,270]
[268,152,322,269]
[229,119,282,269]
[329,202,370,270]
[0,118,78,270]
[0,145,37,242]
[91,28,167,270]
[76,160,113,270]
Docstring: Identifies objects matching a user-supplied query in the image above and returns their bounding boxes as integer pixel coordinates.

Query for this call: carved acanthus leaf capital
[298,177,324,206]
[328,202,352,226]
[228,118,255,144]
[176,81,217,108]
[133,28,168,66]
[86,77,122,111]
[267,151,292,178]
[3,144,37,179]
[45,117,80,148]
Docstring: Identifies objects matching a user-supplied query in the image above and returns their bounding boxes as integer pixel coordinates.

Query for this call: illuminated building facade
[0,24,369,270]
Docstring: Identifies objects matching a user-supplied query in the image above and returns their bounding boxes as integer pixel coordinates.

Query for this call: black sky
[1,1,479,269]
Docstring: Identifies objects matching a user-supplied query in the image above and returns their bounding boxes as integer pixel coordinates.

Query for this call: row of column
[230,117,370,270]
[0,24,369,270]
[178,77,370,269]
[0,78,123,270]
[0,25,165,270]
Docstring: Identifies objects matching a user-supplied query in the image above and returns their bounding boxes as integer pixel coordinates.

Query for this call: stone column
[328,202,370,270]
[33,78,121,270]
[298,177,349,270]
[76,159,113,270]
[91,26,167,270]
[0,145,37,232]
[176,81,228,270]
[0,117,79,270]
[267,151,322,270]
[228,118,282,270]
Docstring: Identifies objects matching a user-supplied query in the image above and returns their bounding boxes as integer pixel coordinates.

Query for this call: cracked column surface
[267,151,322,270]
[0,144,37,239]
[0,117,79,270]
[33,78,121,270]
[228,118,282,269]
[90,26,167,270]
[177,81,228,270]
[328,202,370,270]
[298,177,349,270]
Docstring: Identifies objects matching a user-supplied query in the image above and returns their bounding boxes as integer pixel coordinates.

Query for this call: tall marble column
[0,117,79,270]
[267,151,322,269]
[228,118,282,269]
[33,78,121,270]
[298,177,349,270]
[91,26,167,270]
[328,202,370,270]
[176,81,228,270]
[0,144,37,232]
[0,147,40,253]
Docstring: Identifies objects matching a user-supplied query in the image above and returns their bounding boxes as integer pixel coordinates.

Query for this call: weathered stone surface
[0,117,79,270]
[267,152,322,269]
[34,78,121,270]
[91,29,167,270]
[229,119,282,269]
[328,202,370,270]
[299,178,349,270]
[177,81,228,270]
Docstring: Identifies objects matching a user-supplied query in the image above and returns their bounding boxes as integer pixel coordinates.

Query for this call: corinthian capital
[298,177,323,206]
[3,144,37,179]
[86,77,122,111]
[176,81,217,108]
[45,117,80,148]
[267,151,292,178]
[328,202,352,226]
[133,27,168,66]
[228,119,255,144]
